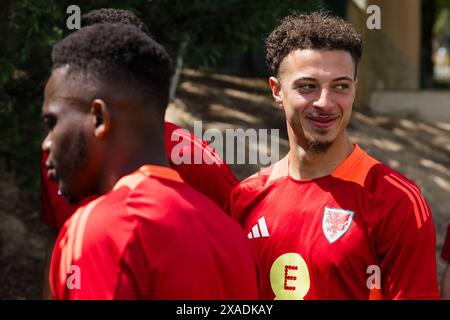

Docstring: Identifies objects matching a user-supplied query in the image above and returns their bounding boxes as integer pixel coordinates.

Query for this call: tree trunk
[169,35,190,101]
[421,0,436,88]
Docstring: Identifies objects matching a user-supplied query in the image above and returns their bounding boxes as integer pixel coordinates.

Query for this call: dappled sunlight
[165,98,202,125]
[399,119,417,130]
[387,159,401,168]
[183,68,269,91]
[209,103,261,124]
[436,122,450,132]
[418,122,448,136]
[371,138,404,151]
[432,175,450,193]
[180,81,209,96]
[349,135,370,145]
[391,127,434,153]
[352,111,390,126]
[224,88,274,105]
[420,158,450,178]
[432,136,450,152]
[392,127,408,139]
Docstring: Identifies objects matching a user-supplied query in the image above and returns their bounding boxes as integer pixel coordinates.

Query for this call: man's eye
[298,84,316,91]
[335,84,350,90]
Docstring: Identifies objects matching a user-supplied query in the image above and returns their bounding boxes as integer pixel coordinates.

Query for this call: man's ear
[90,99,110,139]
[269,76,283,109]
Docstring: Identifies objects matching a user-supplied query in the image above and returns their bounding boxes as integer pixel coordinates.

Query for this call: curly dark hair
[81,8,151,36]
[266,12,362,77]
[51,23,172,113]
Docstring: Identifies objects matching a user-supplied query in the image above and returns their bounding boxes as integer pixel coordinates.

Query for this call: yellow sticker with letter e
[270,253,310,300]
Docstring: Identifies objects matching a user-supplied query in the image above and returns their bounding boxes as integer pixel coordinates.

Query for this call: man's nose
[42,134,52,153]
[312,88,335,110]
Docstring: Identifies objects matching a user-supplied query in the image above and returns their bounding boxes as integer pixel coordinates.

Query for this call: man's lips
[45,162,57,181]
[46,168,57,181]
[306,115,339,129]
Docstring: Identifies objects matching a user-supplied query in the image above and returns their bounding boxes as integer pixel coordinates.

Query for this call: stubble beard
[59,130,90,203]
[305,128,333,154]
[306,139,333,153]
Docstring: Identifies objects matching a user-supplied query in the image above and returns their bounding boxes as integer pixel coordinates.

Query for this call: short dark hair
[266,12,362,77]
[51,23,172,113]
[81,8,151,36]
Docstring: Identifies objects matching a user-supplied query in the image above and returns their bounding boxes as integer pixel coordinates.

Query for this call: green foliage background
[435,0,450,39]
[0,0,333,188]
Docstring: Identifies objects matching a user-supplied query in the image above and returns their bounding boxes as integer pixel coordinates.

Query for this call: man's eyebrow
[54,95,90,105]
[293,77,317,83]
[291,77,317,87]
[290,76,355,88]
[292,76,354,82]
[333,76,354,82]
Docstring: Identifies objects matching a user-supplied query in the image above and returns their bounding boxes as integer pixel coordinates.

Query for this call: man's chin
[58,182,81,204]
[58,188,78,204]
[59,184,98,205]
[306,139,333,153]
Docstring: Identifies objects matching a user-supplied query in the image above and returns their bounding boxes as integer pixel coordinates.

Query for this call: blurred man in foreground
[43,22,258,299]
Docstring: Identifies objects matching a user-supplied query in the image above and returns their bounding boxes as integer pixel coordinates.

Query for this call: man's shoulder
[344,145,422,198]
[236,156,288,192]
[365,160,423,199]
[64,191,132,243]
[339,145,429,216]
[228,160,289,217]
[234,165,275,195]
[124,172,233,226]
[60,179,192,256]
[361,154,432,228]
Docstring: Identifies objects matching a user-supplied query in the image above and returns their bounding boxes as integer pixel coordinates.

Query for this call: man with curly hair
[43,22,259,299]
[226,12,440,300]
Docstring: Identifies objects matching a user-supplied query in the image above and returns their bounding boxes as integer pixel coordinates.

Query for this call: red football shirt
[442,223,450,263]
[41,121,238,229]
[164,121,238,207]
[227,144,440,300]
[50,165,259,299]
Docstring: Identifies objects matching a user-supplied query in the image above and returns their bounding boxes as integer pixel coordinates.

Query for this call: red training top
[227,144,440,300]
[50,165,258,299]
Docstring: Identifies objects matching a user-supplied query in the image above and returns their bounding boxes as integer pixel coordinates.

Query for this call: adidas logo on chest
[248,216,270,239]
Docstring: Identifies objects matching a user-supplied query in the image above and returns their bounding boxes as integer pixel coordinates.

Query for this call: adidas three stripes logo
[248,217,270,239]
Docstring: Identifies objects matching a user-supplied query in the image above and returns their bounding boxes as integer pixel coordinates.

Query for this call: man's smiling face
[270,49,357,152]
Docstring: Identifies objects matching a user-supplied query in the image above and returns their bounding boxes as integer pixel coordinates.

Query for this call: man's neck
[288,132,354,181]
[98,131,169,195]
